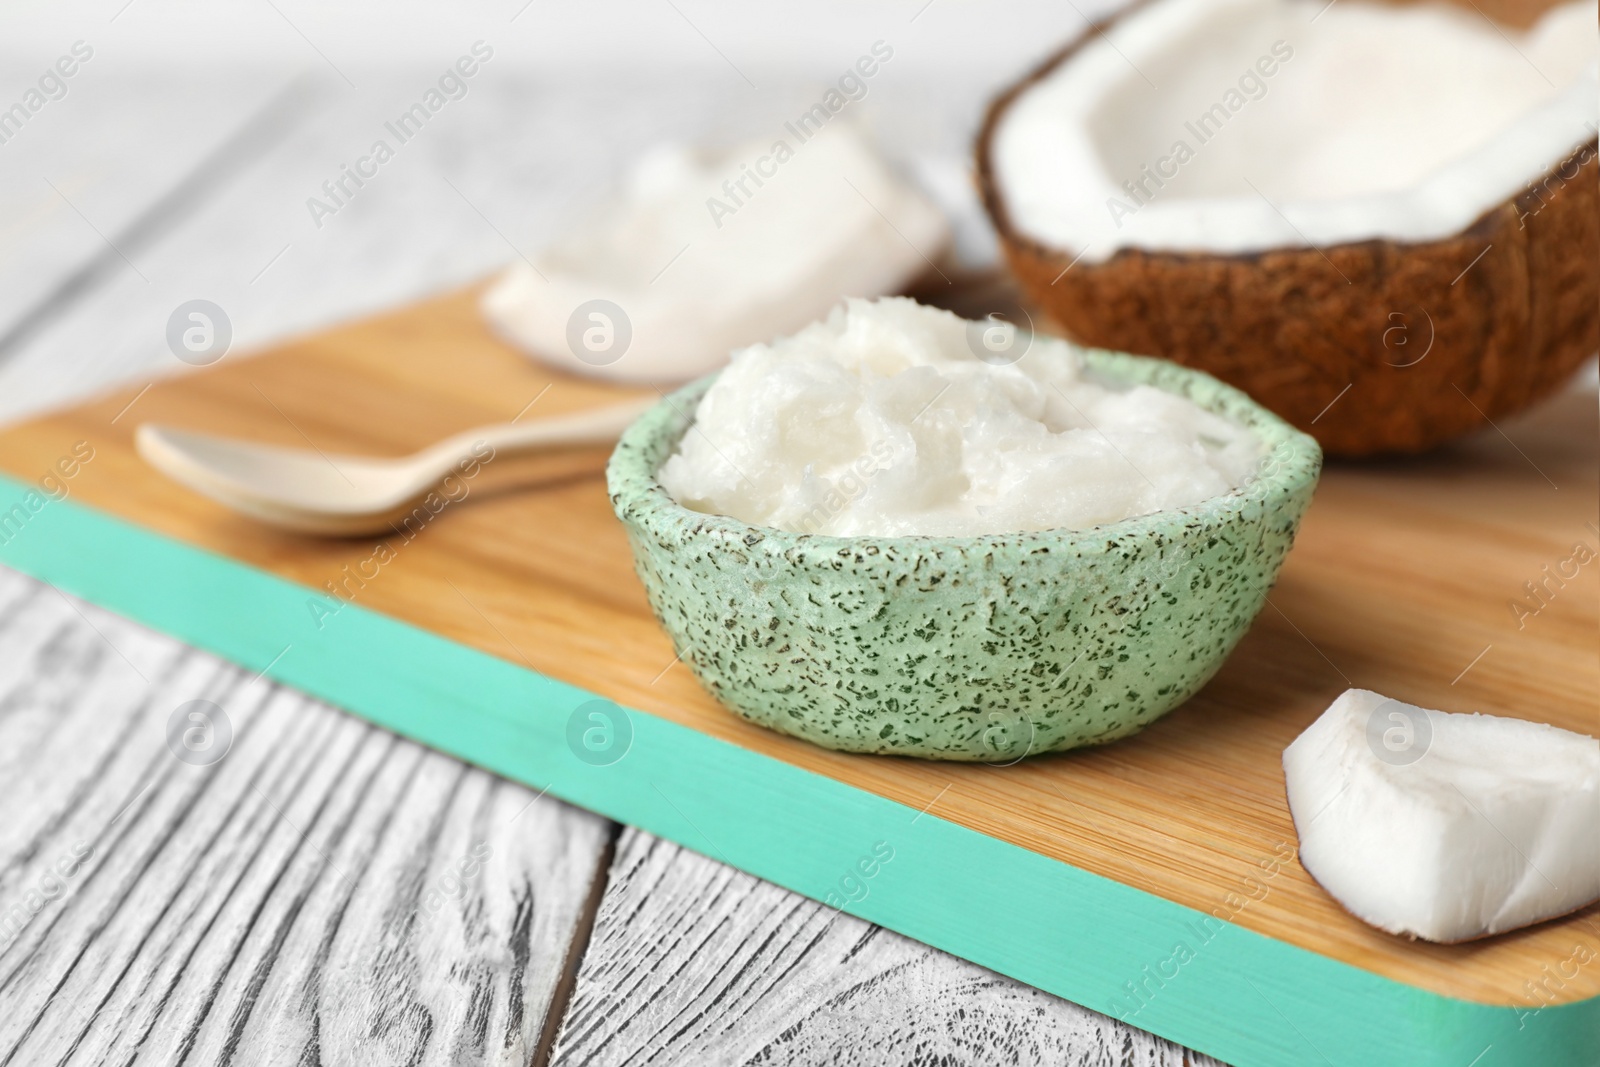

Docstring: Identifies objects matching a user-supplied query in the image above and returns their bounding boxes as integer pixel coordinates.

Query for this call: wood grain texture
[0,283,1591,1007]
[551,827,1226,1067]
[0,563,613,1066]
[0,60,1223,1066]
[0,281,1587,1011]
[0,68,299,364]
[0,59,632,1067]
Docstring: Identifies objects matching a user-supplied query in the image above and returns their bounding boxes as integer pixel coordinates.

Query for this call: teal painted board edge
[0,473,1593,1067]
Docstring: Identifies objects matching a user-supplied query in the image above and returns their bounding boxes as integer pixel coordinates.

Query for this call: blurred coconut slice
[977,0,1599,455]
[1283,688,1600,943]
[483,124,949,385]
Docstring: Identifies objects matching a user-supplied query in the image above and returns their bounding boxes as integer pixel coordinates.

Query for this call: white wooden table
[0,5,1227,1062]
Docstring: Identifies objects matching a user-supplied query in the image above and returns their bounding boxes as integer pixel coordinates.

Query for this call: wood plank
[0,63,1219,1064]
[0,68,629,1066]
[0,282,1590,1008]
[0,66,303,362]
[0,563,614,1065]
[550,827,1225,1067]
[0,281,1593,1011]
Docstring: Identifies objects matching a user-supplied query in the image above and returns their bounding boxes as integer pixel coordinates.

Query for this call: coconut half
[1283,688,1600,943]
[482,123,948,385]
[977,0,1599,456]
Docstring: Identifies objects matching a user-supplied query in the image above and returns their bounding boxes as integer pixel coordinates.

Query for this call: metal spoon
[135,397,655,536]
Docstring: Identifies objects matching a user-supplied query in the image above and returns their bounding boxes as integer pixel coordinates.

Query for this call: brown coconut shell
[975,12,1599,458]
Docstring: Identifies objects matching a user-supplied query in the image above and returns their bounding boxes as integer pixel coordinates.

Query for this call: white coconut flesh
[481,124,948,385]
[991,0,1600,261]
[1283,689,1600,943]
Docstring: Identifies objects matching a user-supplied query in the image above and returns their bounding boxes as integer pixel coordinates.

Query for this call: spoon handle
[421,396,657,468]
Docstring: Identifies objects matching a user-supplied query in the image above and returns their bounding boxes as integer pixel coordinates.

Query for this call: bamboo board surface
[0,283,1594,1010]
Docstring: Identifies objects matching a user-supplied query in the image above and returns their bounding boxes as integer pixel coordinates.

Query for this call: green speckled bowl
[608,350,1321,761]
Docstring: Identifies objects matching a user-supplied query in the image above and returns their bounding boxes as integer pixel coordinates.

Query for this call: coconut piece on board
[483,123,948,386]
[1284,688,1600,943]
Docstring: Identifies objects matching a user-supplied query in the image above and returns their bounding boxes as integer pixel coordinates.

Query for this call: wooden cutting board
[0,282,1594,1065]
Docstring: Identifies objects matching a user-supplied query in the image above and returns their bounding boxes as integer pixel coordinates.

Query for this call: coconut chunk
[975,0,1600,457]
[1283,688,1600,943]
[990,0,1598,260]
[481,124,948,385]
